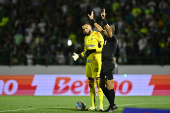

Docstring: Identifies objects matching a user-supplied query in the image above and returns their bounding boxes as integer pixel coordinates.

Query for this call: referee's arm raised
[101,9,113,38]
[88,11,104,36]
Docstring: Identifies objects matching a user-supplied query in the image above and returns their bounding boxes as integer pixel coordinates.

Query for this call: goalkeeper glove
[72,53,79,61]
[86,49,96,57]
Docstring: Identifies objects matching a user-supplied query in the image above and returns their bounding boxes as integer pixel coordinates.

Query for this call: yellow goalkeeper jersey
[80,31,104,58]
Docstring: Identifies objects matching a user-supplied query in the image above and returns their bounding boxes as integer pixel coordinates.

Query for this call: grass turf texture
[0,96,170,113]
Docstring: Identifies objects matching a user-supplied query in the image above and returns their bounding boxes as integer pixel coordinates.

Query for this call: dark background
[0,0,170,66]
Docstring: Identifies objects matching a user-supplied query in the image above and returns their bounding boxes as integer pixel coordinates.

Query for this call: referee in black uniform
[88,9,118,112]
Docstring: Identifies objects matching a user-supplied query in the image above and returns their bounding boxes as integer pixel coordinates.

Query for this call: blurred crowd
[0,0,170,66]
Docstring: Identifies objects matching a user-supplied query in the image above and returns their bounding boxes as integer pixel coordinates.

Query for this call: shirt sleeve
[95,32,104,52]
[80,37,87,57]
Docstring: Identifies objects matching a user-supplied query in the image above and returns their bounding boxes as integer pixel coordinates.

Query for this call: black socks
[108,89,115,107]
[102,88,115,107]
[103,88,109,101]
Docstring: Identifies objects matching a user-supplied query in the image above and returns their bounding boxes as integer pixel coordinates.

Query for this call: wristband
[86,49,96,57]
[79,53,82,57]
[103,19,108,25]
[91,19,96,24]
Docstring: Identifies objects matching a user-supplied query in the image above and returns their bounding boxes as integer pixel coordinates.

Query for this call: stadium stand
[0,0,170,65]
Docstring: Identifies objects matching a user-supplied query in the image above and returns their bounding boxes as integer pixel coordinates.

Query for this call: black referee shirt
[102,34,118,61]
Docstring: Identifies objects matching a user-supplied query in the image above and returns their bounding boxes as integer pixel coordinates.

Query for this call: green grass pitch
[0,96,170,113]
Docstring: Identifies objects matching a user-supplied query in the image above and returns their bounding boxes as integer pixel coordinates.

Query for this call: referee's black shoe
[103,104,118,112]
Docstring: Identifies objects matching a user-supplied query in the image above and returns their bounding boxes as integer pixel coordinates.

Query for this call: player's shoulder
[94,31,102,38]
[84,36,88,41]
[112,34,117,38]
[84,35,88,38]
[111,34,118,44]
[110,34,117,39]
[94,31,101,35]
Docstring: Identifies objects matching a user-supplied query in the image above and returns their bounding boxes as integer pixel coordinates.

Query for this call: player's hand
[88,11,94,20]
[101,9,106,19]
[72,53,79,61]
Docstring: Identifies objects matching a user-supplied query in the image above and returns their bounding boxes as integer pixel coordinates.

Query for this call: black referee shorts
[100,68,114,80]
[100,60,115,80]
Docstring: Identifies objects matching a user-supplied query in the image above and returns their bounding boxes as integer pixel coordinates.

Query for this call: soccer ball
[76,101,86,111]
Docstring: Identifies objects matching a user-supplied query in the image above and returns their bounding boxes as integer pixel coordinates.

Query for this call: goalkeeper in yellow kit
[72,23,104,111]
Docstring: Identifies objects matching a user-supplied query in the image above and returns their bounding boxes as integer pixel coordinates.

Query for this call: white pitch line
[0,108,36,112]
[0,103,168,112]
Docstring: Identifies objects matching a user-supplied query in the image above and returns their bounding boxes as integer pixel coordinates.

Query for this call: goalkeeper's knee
[88,78,95,88]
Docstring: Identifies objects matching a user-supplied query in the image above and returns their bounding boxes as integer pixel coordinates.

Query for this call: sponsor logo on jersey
[87,44,95,48]
[87,60,92,63]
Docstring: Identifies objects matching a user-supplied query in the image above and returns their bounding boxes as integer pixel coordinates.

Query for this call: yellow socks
[89,81,96,107]
[89,79,103,108]
[96,80,103,107]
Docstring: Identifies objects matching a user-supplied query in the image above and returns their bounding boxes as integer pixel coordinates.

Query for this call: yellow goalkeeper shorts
[86,53,101,78]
